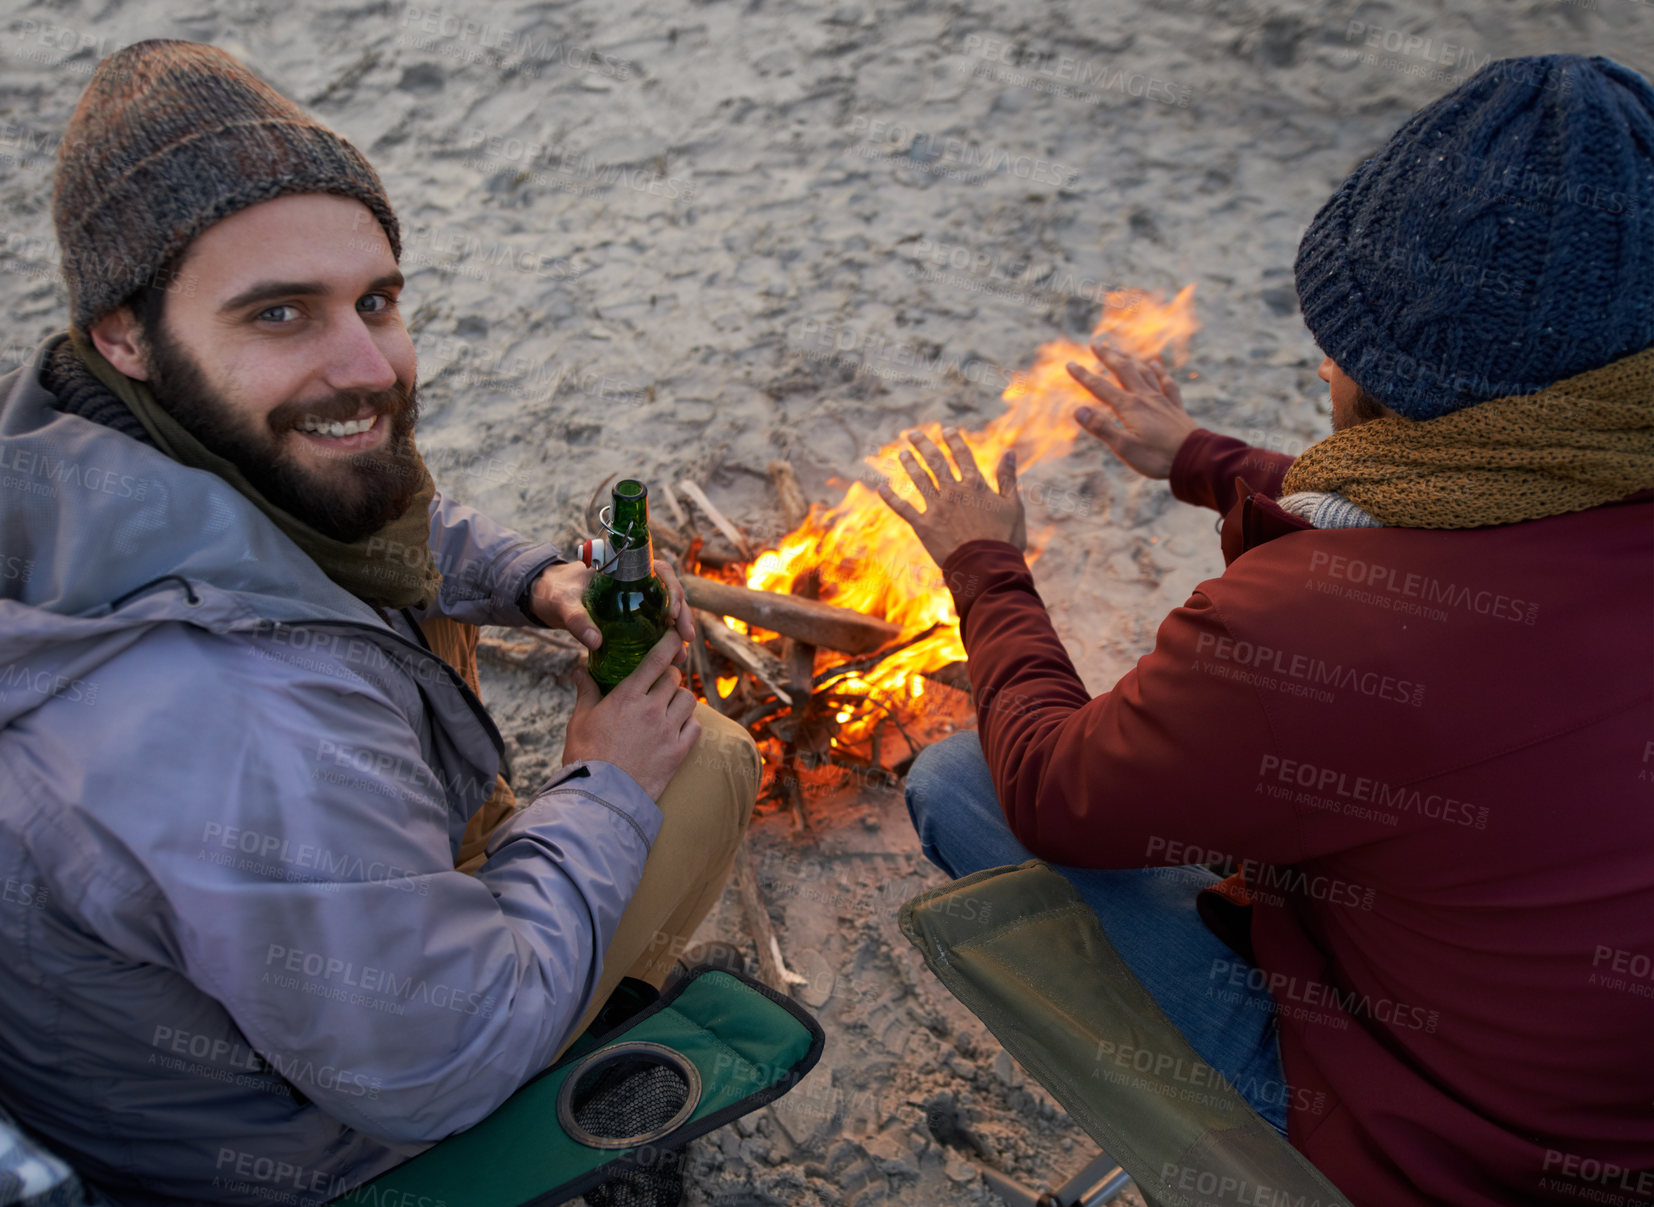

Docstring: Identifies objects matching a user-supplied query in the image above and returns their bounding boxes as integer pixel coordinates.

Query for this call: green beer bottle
[583,479,672,694]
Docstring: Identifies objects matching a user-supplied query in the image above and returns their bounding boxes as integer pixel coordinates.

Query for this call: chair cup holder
[555,1040,703,1151]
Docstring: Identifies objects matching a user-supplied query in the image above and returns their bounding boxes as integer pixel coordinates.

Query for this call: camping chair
[899,862,1353,1207]
[1,967,820,1207]
[343,965,823,1206]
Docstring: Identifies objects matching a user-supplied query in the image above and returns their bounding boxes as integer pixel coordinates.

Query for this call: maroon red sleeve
[1169,428,1296,513]
[941,540,1308,870]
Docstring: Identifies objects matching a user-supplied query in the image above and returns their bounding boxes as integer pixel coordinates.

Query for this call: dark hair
[114,250,183,352]
[1352,387,1391,423]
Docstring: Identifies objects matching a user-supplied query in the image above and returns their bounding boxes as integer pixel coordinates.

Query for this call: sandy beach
[3,0,1651,1200]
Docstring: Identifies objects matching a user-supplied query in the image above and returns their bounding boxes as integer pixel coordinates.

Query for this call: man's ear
[87,306,150,381]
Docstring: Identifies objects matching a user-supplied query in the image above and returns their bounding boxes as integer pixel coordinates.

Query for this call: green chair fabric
[335,967,823,1207]
[899,861,1352,1207]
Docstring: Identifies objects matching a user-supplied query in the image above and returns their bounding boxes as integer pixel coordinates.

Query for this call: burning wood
[734,286,1198,744]
[508,292,1200,814]
[682,574,900,655]
[697,611,792,706]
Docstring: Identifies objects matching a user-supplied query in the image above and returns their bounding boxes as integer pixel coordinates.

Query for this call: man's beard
[144,323,426,543]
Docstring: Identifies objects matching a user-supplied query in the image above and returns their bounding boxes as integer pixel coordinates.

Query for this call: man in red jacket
[888,53,1654,1206]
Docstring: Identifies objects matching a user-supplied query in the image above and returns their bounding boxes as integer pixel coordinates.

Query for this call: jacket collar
[1219,476,1654,565]
[1220,475,1312,565]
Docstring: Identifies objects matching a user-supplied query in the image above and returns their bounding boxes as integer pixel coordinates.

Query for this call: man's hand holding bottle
[528,560,694,652]
[561,629,701,800]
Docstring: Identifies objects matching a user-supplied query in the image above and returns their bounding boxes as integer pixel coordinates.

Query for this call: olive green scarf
[67,328,442,610]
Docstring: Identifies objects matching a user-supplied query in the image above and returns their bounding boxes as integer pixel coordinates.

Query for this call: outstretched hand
[1066,341,1199,480]
[877,427,1026,568]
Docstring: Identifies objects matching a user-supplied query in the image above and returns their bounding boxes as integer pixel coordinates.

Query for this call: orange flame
[743,287,1199,742]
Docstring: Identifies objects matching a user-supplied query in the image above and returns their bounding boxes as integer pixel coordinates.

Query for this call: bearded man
[0,38,757,1206]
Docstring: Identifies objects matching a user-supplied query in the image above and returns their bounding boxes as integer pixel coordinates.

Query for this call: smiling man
[0,39,757,1205]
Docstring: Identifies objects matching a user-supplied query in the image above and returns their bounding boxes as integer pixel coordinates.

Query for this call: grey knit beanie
[52,38,401,335]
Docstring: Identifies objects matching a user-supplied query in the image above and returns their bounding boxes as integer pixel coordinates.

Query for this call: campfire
[679,287,1200,817]
[471,287,1199,989]
[483,287,1200,823]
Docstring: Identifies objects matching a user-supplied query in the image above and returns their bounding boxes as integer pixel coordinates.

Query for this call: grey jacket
[0,333,665,1205]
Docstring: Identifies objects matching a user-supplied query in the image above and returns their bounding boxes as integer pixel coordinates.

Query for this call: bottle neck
[609,485,654,582]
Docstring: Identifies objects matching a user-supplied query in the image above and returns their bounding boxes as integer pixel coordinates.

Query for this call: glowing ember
[739,287,1199,744]
[715,674,739,699]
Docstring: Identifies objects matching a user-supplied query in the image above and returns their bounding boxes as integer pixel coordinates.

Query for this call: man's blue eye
[259,304,299,322]
[361,294,394,312]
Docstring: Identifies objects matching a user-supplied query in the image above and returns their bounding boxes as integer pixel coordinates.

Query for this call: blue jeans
[904,731,1289,1134]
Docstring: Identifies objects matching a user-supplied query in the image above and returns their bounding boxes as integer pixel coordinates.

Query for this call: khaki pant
[421,617,759,1062]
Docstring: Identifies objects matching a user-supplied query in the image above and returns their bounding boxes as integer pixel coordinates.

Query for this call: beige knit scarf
[1280,344,1654,528]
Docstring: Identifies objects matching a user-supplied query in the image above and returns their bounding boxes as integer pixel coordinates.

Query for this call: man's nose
[322,311,400,395]
[1316,356,1335,384]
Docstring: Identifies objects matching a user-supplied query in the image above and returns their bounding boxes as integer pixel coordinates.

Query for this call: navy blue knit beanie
[1294,54,1654,420]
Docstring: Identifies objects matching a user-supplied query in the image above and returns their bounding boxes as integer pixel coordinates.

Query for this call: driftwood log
[682,574,899,655]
